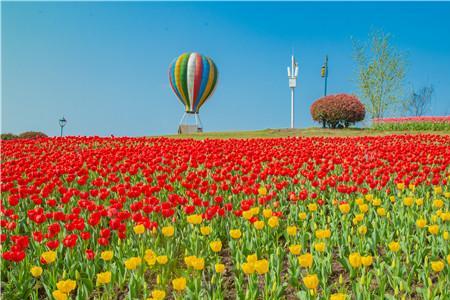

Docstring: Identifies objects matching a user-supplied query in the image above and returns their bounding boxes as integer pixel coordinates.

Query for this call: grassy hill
[165,128,450,139]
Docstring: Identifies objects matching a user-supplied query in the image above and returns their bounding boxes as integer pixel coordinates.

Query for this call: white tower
[287,55,298,129]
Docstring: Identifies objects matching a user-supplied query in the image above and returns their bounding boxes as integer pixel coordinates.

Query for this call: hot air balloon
[168,52,218,133]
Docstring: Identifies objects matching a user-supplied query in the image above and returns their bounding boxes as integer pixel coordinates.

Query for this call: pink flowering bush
[310,94,366,128]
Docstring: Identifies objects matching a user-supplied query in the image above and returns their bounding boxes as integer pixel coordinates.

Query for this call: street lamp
[287,55,299,129]
[321,55,329,96]
[59,117,67,137]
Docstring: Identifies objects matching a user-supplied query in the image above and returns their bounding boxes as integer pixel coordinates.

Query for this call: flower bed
[372,116,450,131]
[1,136,449,299]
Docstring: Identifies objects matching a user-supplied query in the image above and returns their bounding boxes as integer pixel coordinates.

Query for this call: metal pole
[290,88,294,128]
[324,55,328,96]
[60,126,63,137]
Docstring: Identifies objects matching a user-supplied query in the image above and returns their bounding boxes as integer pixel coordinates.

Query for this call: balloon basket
[178,112,203,134]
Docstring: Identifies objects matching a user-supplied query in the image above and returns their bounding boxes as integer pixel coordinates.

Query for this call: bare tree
[404,85,434,116]
[353,30,406,119]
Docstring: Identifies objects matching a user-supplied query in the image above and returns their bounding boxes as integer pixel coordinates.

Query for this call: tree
[403,85,434,116]
[353,30,406,119]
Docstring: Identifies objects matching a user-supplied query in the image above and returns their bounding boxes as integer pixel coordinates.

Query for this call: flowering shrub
[373,116,450,131]
[310,94,366,128]
[1,136,449,299]
[18,131,48,139]
[0,133,18,140]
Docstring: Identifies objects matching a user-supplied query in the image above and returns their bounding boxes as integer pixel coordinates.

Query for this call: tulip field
[1,135,450,300]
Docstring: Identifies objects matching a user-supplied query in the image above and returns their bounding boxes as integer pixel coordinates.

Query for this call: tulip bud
[76,270,80,280]
[394,287,398,296]
[360,274,365,285]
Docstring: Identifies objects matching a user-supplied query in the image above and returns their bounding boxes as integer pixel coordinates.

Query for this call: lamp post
[287,55,299,129]
[321,55,328,96]
[59,117,67,137]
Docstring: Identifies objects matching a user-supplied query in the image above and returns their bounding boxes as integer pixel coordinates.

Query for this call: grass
[164,127,450,139]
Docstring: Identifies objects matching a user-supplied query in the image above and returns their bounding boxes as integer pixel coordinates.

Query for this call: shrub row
[1,131,48,140]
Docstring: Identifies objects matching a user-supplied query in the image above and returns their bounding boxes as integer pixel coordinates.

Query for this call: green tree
[353,30,406,119]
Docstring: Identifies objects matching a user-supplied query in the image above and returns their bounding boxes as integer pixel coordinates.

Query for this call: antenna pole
[288,54,298,129]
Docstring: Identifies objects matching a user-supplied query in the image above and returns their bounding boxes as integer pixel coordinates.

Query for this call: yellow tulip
[133,224,145,234]
[431,260,444,272]
[348,252,361,268]
[101,250,113,261]
[191,257,205,270]
[210,240,222,252]
[263,208,272,218]
[255,259,269,274]
[314,242,326,252]
[416,219,427,228]
[268,216,279,228]
[358,225,367,235]
[215,263,225,273]
[315,229,331,239]
[287,226,297,236]
[355,198,364,205]
[433,199,444,209]
[52,290,68,300]
[200,226,212,236]
[151,289,166,300]
[289,244,302,255]
[242,210,253,220]
[258,186,267,195]
[359,204,369,213]
[308,203,318,212]
[184,255,195,267]
[96,271,111,286]
[434,186,442,194]
[330,293,347,300]
[298,212,307,220]
[30,266,43,278]
[144,249,157,266]
[447,255,450,264]
[41,251,57,264]
[241,262,255,274]
[428,225,439,235]
[172,277,186,291]
[339,203,350,214]
[403,197,413,206]
[187,214,202,225]
[302,274,319,290]
[377,208,386,216]
[250,207,260,215]
[253,220,265,230]
[298,253,313,268]
[56,279,77,293]
[388,241,400,252]
[156,255,168,265]
[361,255,373,267]
[124,257,142,270]
[230,229,242,239]
[415,198,424,206]
[247,253,258,263]
[161,226,174,237]
[397,183,405,190]
[372,198,381,206]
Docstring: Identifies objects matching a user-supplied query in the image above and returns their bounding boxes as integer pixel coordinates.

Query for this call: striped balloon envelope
[168,53,218,113]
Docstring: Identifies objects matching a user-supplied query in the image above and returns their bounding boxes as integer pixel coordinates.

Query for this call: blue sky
[2,2,450,136]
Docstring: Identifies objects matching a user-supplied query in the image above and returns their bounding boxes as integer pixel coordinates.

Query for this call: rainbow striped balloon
[168,52,218,113]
